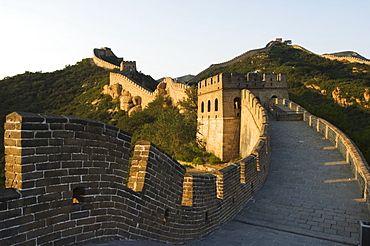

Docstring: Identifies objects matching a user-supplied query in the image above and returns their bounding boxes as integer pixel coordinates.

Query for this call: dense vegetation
[198,45,370,163]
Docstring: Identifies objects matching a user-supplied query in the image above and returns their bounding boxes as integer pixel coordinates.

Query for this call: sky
[1,0,369,80]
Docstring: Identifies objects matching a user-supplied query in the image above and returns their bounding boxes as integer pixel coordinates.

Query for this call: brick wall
[1,111,270,245]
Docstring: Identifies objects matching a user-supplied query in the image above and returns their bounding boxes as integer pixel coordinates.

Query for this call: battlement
[0,109,269,245]
[161,77,190,104]
[198,72,288,95]
[120,60,137,72]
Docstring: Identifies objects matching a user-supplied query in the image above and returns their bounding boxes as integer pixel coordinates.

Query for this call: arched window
[214,99,218,111]
[271,95,278,99]
[234,97,241,109]
[201,102,204,113]
[207,100,211,112]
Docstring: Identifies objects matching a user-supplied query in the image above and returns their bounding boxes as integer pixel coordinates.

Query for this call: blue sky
[1,0,369,80]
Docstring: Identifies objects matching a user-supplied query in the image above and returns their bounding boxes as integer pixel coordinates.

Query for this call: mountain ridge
[188,39,370,83]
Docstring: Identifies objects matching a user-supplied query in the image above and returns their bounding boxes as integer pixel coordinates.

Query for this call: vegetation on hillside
[0,60,209,188]
[197,45,370,163]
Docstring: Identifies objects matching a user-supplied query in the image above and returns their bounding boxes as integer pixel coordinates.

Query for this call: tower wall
[198,72,288,161]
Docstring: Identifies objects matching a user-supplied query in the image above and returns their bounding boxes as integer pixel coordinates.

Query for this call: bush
[192,157,204,165]
[208,154,222,165]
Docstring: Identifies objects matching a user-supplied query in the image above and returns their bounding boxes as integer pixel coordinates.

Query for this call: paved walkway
[79,120,370,246]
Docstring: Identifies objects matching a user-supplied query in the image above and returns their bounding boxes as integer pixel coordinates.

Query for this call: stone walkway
[79,120,369,246]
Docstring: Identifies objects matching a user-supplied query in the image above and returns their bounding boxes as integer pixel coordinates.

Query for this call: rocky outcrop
[103,83,123,99]
[305,84,326,95]
[331,87,365,107]
[364,89,370,102]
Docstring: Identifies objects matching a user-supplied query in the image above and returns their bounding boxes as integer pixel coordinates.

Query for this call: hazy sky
[1,0,369,80]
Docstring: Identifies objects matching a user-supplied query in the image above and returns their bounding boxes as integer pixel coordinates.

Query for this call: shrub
[208,154,222,165]
[192,157,204,165]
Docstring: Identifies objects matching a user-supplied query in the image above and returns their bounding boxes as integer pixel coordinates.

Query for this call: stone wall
[321,54,370,65]
[93,55,120,70]
[93,48,120,70]
[109,72,156,109]
[1,110,270,245]
[108,73,190,110]
[239,90,268,158]
[272,98,370,212]
[161,77,190,105]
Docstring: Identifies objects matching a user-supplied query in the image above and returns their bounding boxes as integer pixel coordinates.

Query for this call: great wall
[95,47,190,112]
[0,90,269,245]
[321,54,370,66]
[1,41,370,245]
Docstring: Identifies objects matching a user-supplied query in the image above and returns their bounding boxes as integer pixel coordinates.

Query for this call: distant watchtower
[197,72,288,161]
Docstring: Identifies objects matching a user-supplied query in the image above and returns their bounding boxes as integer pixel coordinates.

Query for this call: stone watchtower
[197,72,288,161]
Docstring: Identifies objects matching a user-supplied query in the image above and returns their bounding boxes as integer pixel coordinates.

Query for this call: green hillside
[0,59,162,186]
[0,59,205,187]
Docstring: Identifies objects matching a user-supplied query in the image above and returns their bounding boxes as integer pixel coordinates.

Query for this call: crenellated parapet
[0,110,270,245]
[239,90,269,158]
[160,77,190,105]
[198,72,288,106]
[109,72,156,109]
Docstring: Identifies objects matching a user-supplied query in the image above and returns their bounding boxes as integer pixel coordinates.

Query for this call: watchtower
[197,72,288,161]
[198,73,245,161]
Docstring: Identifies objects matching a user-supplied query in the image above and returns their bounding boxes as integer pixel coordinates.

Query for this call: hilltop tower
[197,72,288,161]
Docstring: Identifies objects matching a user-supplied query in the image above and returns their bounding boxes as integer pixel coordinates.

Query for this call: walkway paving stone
[78,120,370,245]
[233,120,369,245]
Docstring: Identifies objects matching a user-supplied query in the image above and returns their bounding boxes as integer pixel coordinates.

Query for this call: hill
[187,38,291,84]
